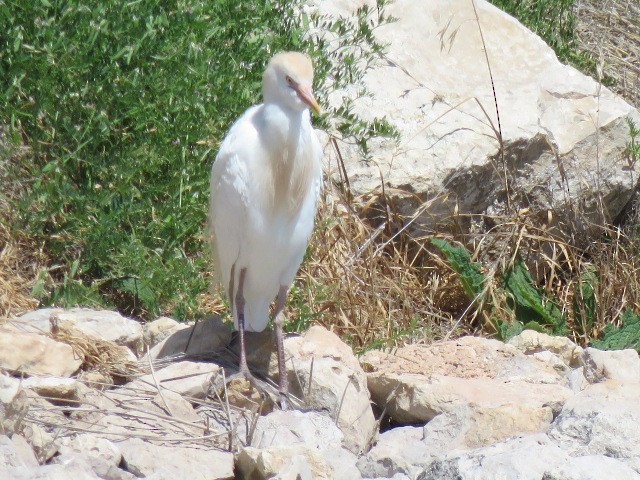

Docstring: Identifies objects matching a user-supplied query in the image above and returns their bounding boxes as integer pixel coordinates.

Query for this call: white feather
[208,52,322,332]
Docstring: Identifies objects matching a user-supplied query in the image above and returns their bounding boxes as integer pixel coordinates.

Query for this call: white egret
[208,51,322,403]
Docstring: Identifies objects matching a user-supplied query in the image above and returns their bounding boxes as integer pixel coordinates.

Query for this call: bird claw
[209,367,284,412]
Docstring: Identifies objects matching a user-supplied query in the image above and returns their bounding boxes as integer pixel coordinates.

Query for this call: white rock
[142,317,186,349]
[567,366,589,393]
[421,433,568,479]
[18,308,143,353]
[119,437,233,479]
[357,426,426,478]
[147,316,231,360]
[251,410,343,450]
[10,309,55,333]
[149,389,201,423]
[0,374,28,435]
[9,435,38,468]
[22,423,58,463]
[3,456,103,479]
[581,347,640,383]
[359,404,553,478]
[314,0,640,237]
[509,330,583,367]
[127,360,220,399]
[362,337,571,424]
[250,410,361,480]
[550,381,640,459]
[0,328,82,377]
[92,389,204,442]
[544,455,640,480]
[0,434,37,468]
[54,434,128,480]
[285,326,377,454]
[22,376,80,402]
[236,445,330,480]
[58,308,143,352]
[532,350,569,374]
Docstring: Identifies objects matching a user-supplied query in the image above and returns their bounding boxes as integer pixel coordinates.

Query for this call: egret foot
[210,367,278,412]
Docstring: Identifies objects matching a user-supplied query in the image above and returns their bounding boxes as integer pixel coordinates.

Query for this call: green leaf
[502,257,565,334]
[573,265,597,332]
[591,309,640,352]
[430,237,486,302]
[31,268,49,300]
[497,317,523,341]
[119,277,158,314]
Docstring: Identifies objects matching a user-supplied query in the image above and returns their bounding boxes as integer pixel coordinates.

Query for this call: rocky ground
[1,308,639,479]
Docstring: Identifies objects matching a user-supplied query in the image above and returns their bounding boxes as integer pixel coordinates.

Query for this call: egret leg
[235,267,249,374]
[273,285,289,407]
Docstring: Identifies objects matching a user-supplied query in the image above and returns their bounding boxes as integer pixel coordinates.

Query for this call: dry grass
[296,158,640,350]
[293,141,472,351]
[0,138,45,320]
[0,223,41,318]
[576,0,640,108]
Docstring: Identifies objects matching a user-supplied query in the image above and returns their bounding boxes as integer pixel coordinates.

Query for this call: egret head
[263,51,321,114]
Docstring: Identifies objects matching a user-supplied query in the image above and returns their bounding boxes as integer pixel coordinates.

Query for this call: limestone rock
[420,434,566,479]
[285,326,377,453]
[54,434,124,479]
[148,315,231,360]
[419,433,640,480]
[581,347,640,383]
[361,336,571,424]
[0,328,82,377]
[149,389,202,423]
[357,426,427,478]
[249,410,361,480]
[0,435,37,469]
[22,423,58,464]
[92,389,204,442]
[142,317,186,349]
[313,0,640,238]
[441,404,553,449]
[0,457,103,479]
[18,308,143,353]
[544,455,640,480]
[126,360,220,399]
[251,410,343,450]
[508,329,584,367]
[9,304,640,479]
[359,404,552,478]
[22,376,80,404]
[119,437,234,479]
[236,445,331,480]
[77,370,113,391]
[0,375,28,435]
[550,381,640,459]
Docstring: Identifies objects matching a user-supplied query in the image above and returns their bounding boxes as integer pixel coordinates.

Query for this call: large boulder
[360,336,572,424]
[313,0,640,237]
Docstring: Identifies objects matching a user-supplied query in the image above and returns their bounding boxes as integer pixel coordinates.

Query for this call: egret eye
[285,75,294,86]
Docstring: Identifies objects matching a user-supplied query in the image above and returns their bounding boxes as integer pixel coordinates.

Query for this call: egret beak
[294,83,321,114]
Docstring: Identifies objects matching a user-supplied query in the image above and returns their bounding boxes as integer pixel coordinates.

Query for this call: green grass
[1,0,302,318]
[0,0,394,321]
